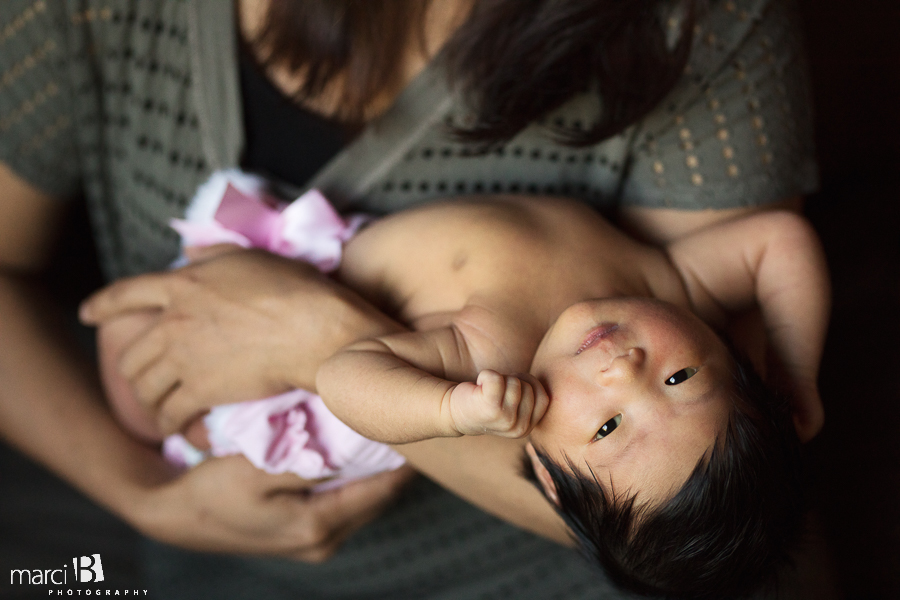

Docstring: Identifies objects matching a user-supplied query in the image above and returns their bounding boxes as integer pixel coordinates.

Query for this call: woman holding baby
[0,0,824,598]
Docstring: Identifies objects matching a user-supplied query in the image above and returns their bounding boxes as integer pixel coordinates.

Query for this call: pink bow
[171,183,368,272]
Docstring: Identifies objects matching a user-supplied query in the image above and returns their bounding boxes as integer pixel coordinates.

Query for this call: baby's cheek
[98,312,165,443]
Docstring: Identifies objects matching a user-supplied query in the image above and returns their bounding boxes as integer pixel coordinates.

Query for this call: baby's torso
[338,197,688,374]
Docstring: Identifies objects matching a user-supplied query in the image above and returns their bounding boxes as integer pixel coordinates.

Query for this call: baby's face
[529,298,733,505]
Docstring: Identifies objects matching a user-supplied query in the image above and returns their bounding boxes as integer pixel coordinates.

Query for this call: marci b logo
[74,554,104,583]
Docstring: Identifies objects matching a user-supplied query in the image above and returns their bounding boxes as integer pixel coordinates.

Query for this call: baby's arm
[316,327,548,444]
[667,211,830,441]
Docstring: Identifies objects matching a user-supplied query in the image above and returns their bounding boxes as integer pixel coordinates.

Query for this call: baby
[316,195,823,598]
[98,177,827,599]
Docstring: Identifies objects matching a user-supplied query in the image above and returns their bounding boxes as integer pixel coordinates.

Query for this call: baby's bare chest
[338,202,545,316]
[336,198,670,324]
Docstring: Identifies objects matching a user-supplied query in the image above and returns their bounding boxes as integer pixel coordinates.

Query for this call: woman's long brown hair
[251,0,696,147]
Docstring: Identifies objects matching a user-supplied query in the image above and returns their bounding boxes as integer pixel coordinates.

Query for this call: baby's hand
[447,370,549,438]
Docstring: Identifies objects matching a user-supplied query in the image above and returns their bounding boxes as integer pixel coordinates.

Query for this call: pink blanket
[162,170,405,490]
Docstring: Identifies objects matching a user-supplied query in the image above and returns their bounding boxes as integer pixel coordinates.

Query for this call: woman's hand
[80,245,400,435]
[135,455,416,561]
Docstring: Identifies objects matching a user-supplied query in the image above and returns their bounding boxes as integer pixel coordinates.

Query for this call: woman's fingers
[131,359,180,415]
[246,468,336,494]
[80,272,173,324]
[89,247,401,434]
[290,467,415,559]
[140,455,414,561]
[118,322,168,381]
[154,387,196,436]
[115,316,201,433]
[205,461,412,562]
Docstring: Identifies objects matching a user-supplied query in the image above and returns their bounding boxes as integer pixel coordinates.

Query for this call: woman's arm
[80,245,403,435]
[0,162,173,528]
[0,163,412,561]
[398,435,572,544]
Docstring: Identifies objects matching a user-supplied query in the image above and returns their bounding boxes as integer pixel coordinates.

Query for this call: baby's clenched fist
[448,370,549,438]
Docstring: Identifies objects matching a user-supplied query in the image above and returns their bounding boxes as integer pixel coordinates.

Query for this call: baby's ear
[526,443,560,506]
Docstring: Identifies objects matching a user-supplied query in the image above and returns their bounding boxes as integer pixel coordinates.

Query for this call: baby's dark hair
[523,351,804,599]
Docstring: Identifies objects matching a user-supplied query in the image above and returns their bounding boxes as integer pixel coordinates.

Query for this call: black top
[238,45,348,189]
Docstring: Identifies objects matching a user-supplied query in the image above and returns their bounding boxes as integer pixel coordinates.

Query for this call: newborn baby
[315,194,824,598]
[98,178,827,599]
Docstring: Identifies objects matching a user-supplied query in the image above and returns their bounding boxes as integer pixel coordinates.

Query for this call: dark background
[2,2,899,598]
[795,1,900,597]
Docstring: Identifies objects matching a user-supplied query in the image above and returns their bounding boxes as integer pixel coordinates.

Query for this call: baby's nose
[598,347,645,381]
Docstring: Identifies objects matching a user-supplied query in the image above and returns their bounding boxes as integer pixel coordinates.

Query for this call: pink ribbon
[214,184,285,249]
[170,183,368,272]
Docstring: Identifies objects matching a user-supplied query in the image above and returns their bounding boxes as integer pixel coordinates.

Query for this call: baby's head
[524,298,803,599]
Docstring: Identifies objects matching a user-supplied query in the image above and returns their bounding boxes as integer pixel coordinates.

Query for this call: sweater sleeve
[0,0,83,198]
[620,0,819,209]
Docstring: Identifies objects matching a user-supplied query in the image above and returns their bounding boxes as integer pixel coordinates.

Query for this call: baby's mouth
[576,323,619,355]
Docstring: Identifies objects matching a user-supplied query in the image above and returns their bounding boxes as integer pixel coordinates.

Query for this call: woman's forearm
[285,282,407,391]
[80,249,407,433]
[0,273,419,558]
[396,435,571,544]
[0,273,173,523]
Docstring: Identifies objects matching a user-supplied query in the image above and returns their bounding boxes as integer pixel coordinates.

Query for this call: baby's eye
[665,367,699,385]
[593,414,622,441]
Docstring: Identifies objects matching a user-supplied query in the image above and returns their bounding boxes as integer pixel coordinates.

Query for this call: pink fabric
[162,171,404,490]
[170,181,369,273]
